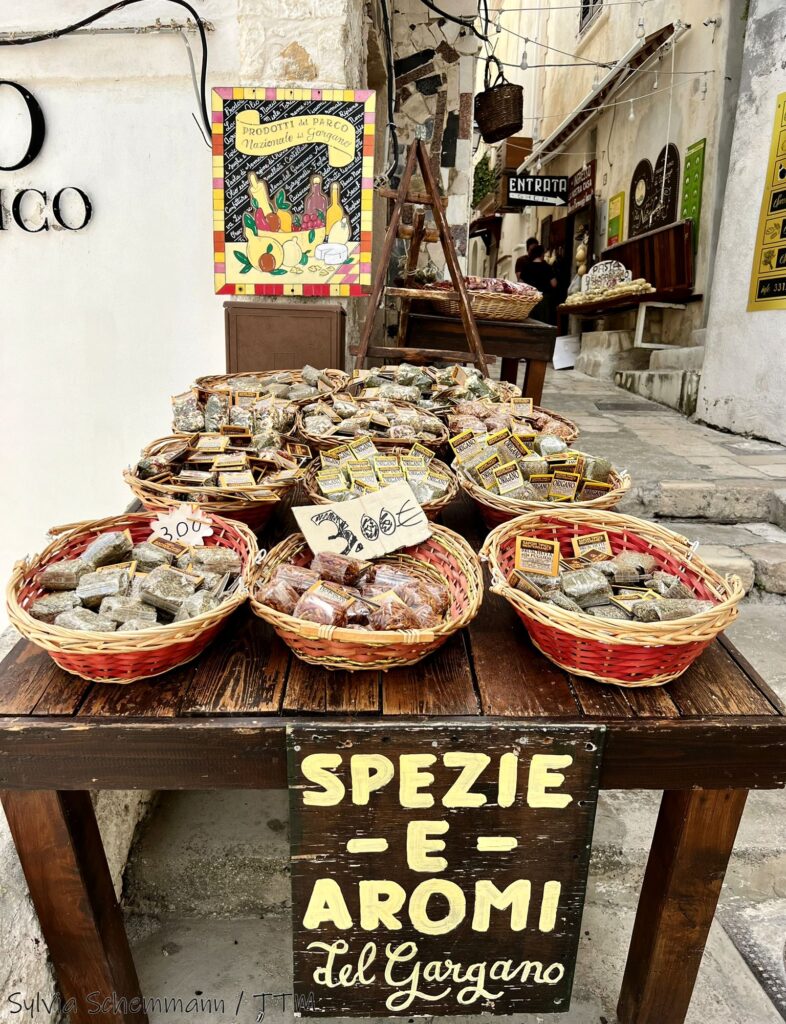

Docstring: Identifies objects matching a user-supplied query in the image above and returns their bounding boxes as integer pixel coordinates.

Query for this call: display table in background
[403,311,557,403]
[0,497,784,1024]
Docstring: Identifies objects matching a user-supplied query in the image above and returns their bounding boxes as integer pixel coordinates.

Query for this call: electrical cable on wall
[0,0,211,141]
[378,0,400,183]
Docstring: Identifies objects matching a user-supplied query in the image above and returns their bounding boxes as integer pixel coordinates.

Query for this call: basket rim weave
[480,507,744,646]
[124,434,284,507]
[457,462,630,515]
[301,449,459,514]
[7,510,258,656]
[193,367,348,404]
[295,402,449,452]
[345,372,522,407]
[248,523,482,648]
[428,289,541,322]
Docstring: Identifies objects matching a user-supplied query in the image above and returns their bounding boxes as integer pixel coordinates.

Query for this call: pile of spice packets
[450,427,616,503]
[28,531,243,632]
[510,531,714,622]
[448,396,575,440]
[172,366,339,433]
[349,363,516,413]
[258,551,450,630]
[300,393,445,444]
[313,440,452,504]
[134,434,308,498]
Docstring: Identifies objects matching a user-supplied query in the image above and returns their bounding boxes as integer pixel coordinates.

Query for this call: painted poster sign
[288,723,604,1017]
[212,87,375,296]
[566,160,595,215]
[506,173,568,207]
[606,191,625,246]
[630,143,680,238]
[748,91,786,311]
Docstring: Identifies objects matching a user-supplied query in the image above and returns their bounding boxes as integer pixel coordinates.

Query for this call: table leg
[1,790,148,1024]
[617,788,748,1024]
[522,357,547,404]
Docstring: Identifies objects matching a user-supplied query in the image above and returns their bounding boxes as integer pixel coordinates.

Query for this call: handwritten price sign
[287,723,604,1018]
[150,504,214,547]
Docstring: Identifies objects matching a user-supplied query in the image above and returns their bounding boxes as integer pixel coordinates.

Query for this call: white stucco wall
[697,0,786,442]
[0,0,366,615]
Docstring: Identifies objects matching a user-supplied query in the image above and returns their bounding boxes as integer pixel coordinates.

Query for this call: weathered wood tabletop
[1,496,785,1024]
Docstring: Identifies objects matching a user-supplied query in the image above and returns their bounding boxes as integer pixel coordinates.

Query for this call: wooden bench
[0,496,784,1024]
[558,221,702,347]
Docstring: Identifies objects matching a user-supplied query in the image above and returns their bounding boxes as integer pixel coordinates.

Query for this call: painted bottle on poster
[305,174,328,221]
[325,182,347,234]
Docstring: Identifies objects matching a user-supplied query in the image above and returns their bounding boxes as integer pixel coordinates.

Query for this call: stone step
[649,345,705,371]
[574,330,651,380]
[615,368,701,416]
[628,479,777,523]
[123,790,291,919]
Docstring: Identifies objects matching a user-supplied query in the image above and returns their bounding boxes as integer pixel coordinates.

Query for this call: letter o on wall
[0,80,46,171]
[53,187,93,230]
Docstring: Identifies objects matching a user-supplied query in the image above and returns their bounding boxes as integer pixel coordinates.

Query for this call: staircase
[615,342,705,417]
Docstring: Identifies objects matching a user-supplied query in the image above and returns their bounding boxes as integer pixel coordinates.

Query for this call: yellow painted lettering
[302,878,352,929]
[301,753,344,806]
[527,754,573,809]
[472,879,531,932]
[398,753,436,808]
[359,880,406,930]
[351,754,395,805]
[406,820,449,872]
[443,752,490,807]
[408,879,466,935]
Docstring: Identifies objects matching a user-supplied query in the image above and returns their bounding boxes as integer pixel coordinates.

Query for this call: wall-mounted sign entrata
[0,81,92,232]
[212,87,375,296]
[566,160,596,215]
[748,91,786,311]
[288,722,604,1017]
[506,173,568,207]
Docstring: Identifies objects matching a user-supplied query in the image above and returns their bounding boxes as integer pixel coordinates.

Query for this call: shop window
[579,0,603,33]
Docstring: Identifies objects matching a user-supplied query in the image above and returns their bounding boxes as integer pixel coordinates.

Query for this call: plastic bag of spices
[292,581,353,626]
[271,563,320,595]
[139,565,199,614]
[310,552,374,587]
[81,530,133,568]
[54,607,118,632]
[258,579,299,615]
[367,591,420,630]
[39,557,91,591]
[30,591,82,623]
[204,393,230,432]
[172,391,205,432]
[76,568,132,608]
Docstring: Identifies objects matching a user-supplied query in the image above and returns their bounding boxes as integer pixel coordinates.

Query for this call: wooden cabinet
[224,301,346,372]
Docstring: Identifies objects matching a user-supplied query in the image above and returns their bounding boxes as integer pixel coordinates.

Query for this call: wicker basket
[474,82,524,144]
[428,289,541,322]
[481,508,744,687]
[194,368,348,405]
[447,403,579,443]
[295,405,449,453]
[248,524,483,671]
[7,511,258,683]
[124,435,283,533]
[457,464,630,529]
[301,450,459,522]
[346,372,523,410]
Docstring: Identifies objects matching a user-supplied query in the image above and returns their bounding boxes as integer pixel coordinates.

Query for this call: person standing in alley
[514,236,539,282]
[517,243,558,322]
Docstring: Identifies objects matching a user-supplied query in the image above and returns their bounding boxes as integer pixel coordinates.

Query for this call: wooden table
[404,311,557,404]
[1,498,784,1024]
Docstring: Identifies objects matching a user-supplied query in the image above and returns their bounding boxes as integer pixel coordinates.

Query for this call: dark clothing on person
[518,259,558,324]
[514,253,530,280]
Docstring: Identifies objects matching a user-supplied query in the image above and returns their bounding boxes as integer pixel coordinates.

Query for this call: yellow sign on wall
[748,90,786,311]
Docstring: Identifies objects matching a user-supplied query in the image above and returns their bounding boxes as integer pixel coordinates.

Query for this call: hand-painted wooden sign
[748,91,786,311]
[212,87,375,297]
[288,722,604,1017]
[566,160,595,215]
[630,143,680,238]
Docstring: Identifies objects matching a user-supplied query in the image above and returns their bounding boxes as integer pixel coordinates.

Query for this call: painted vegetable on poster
[212,88,375,296]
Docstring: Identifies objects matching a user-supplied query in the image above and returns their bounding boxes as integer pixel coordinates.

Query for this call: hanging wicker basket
[474,60,523,144]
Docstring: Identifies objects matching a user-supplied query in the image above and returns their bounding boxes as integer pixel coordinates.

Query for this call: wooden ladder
[352,139,489,375]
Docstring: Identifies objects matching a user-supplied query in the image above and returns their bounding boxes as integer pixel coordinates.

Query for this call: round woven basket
[457,464,630,529]
[447,403,579,442]
[295,405,449,453]
[124,435,283,533]
[474,82,524,144]
[481,508,744,687]
[7,511,258,683]
[301,450,459,522]
[428,289,540,322]
[194,368,348,405]
[248,524,483,671]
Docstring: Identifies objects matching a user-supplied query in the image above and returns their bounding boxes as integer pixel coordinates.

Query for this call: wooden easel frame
[353,139,489,374]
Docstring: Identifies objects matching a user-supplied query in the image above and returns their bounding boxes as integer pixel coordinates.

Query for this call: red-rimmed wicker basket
[300,450,459,522]
[7,511,258,683]
[124,435,282,533]
[248,524,483,671]
[481,508,744,687]
[194,367,348,405]
[457,464,630,529]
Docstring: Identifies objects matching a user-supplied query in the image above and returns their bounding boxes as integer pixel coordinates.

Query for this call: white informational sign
[150,504,214,546]
[293,482,431,559]
[552,335,581,371]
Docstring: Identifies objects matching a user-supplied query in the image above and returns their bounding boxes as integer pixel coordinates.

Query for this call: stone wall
[392,0,480,268]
